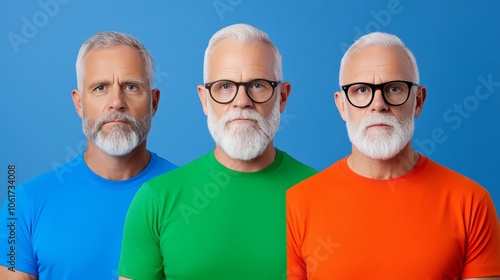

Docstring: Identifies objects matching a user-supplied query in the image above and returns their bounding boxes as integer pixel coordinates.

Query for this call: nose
[369,88,388,112]
[232,84,253,109]
[109,85,126,111]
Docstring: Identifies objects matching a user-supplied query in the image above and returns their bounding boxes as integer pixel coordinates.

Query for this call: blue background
[1,0,499,209]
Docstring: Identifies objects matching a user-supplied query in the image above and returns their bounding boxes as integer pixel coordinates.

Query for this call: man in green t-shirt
[118,23,317,280]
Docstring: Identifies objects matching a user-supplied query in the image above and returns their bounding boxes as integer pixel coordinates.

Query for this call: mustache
[361,114,399,128]
[221,109,261,123]
[94,111,136,130]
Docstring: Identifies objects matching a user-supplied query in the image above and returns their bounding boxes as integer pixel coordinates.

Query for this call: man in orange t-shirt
[286,32,500,280]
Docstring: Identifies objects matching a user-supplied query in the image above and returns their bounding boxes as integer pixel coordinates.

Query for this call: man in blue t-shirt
[0,31,176,280]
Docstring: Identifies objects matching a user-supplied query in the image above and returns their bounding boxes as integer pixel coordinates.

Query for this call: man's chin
[226,121,258,132]
[363,128,394,139]
[224,148,263,161]
[102,124,132,133]
[95,141,138,157]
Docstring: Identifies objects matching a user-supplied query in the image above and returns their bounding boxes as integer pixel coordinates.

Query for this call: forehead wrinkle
[207,40,276,82]
[83,45,149,87]
[349,66,409,84]
[343,46,414,84]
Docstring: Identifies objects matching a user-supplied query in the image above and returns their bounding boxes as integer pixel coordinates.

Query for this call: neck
[213,142,277,172]
[347,143,419,179]
[83,140,151,180]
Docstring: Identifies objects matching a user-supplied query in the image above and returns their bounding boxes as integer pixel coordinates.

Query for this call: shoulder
[286,158,342,199]
[131,153,214,208]
[148,152,177,173]
[143,152,211,189]
[278,149,318,175]
[18,155,85,195]
[422,156,486,193]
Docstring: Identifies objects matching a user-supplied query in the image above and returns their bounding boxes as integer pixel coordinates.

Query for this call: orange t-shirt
[287,155,500,280]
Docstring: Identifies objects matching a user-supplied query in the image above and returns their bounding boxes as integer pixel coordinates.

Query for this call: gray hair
[339,32,419,85]
[75,31,154,90]
[203,23,282,83]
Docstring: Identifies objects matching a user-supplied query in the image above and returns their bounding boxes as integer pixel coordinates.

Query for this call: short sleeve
[118,184,164,280]
[0,186,38,275]
[462,190,500,278]
[286,190,307,280]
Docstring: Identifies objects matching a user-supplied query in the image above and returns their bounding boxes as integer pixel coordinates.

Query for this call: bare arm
[0,266,37,280]
[118,277,132,280]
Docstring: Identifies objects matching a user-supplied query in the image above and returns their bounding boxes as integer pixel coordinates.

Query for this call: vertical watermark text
[6,164,17,271]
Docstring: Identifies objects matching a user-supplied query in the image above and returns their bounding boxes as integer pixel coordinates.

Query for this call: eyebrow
[86,78,148,90]
[87,80,110,91]
[121,78,148,88]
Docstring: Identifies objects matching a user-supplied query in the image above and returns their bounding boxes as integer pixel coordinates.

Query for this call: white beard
[207,96,281,161]
[83,110,151,156]
[345,104,414,160]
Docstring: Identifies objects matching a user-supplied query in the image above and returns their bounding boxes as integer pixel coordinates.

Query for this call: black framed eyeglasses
[341,80,419,108]
[204,79,281,104]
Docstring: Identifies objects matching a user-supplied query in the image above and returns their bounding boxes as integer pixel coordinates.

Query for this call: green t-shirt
[118,149,316,280]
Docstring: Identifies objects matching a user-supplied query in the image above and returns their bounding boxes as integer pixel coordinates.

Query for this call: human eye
[92,85,107,93]
[214,81,235,92]
[124,84,140,93]
[249,80,270,91]
[351,84,370,95]
[252,82,264,89]
[386,82,405,93]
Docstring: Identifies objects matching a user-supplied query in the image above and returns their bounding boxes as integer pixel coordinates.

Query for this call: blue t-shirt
[0,152,176,279]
